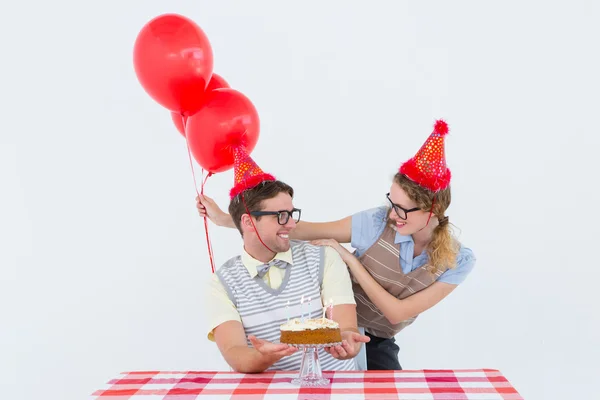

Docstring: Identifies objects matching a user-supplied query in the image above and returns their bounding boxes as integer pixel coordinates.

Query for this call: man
[204,147,368,373]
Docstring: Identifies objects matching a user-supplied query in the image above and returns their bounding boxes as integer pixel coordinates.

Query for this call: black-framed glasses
[250,208,302,225]
[386,193,420,220]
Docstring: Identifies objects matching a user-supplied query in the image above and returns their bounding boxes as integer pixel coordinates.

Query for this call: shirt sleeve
[437,246,476,285]
[320,246,356,306]
[205,272,242,341]
[351,206,388,256]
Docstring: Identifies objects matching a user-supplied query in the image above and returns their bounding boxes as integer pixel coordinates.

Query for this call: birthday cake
[280,318,342,345]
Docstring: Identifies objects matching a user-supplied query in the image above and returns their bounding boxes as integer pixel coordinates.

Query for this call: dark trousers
[365,332,402,370]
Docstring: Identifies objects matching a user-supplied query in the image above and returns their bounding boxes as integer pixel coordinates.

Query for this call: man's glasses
[386,193,420,220]
[250,208,302,225]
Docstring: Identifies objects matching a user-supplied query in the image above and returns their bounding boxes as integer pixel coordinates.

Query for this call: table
[90,369,523,399]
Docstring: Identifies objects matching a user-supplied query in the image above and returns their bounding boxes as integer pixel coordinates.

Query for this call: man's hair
[228,180,294,235]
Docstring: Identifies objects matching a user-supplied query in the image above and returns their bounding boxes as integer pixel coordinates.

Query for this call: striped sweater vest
[217,240,356,371]
[353,226,440,338]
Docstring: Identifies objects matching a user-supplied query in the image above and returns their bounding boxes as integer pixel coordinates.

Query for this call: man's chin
[272,242,291,253]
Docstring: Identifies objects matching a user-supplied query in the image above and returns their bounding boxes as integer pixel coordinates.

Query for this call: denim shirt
[351,206,476,285]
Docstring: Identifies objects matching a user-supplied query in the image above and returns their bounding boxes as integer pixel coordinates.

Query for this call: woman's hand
[196,194,232,227]
[311,238,355,264]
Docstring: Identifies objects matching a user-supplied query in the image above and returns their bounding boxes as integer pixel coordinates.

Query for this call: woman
[196,120,476,370]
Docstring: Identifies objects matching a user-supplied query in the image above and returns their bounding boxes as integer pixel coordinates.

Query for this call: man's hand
[196,194,230,226]
[324,331,370,360]
[215,322,296,373]
[248,335,298,359]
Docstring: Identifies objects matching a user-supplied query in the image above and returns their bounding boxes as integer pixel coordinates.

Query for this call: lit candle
[321,305,326,321]
[300,295,305,322]
[328,298,333,320]
[307,296,312,320]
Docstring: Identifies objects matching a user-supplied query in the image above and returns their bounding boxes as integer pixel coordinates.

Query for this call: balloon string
[201,169,215,273]
[182,114,216,274]
[241,191,275,254]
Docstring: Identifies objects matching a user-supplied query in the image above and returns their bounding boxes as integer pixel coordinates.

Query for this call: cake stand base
[289,342,341,387]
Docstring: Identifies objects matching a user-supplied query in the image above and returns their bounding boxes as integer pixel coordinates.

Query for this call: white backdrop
[2,1,599,399]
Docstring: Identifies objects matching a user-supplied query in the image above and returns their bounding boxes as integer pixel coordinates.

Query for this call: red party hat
[229,146,276,199]
[399,119,451,192]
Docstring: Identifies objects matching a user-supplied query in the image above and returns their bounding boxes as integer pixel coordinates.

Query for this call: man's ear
[240,214,255,233]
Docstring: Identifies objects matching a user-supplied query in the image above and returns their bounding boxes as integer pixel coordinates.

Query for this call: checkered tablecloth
[90,369,523,400]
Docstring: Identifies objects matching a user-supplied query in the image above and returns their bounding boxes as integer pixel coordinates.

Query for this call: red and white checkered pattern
[91,369,523,400]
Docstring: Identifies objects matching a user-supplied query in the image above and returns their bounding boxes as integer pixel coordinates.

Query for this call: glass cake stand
[290,342,341,387]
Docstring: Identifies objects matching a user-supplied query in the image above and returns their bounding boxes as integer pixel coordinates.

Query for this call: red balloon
[206,73,230,92]
[133,14,214,115]
[169,73,229,136]
[171,112,187,136]
[186,89,260,173]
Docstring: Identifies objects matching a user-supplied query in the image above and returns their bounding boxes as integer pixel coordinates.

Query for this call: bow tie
[256,259,289,278]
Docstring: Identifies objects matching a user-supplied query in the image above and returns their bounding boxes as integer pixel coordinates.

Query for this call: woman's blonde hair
[393,173,459,275]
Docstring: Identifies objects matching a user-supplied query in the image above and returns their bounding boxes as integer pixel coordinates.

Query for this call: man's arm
[214,321,297,373]
[206,274,297,373]
[332,303,359,334]
[320,247,370,360]
[325,303,370,360]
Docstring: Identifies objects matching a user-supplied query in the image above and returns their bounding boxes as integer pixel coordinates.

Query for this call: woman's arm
[196,195,237,228]
[312,239,457,324]
[196,194,353,243]
[290,218,352,243]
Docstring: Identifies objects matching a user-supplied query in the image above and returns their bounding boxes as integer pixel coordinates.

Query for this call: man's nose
[285,217,297,229]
